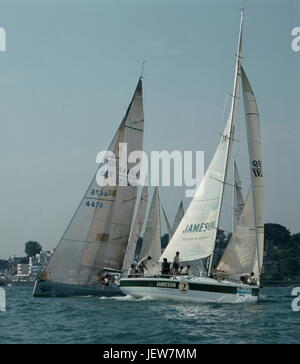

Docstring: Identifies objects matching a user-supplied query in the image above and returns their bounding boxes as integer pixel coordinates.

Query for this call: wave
[98,294,155,302]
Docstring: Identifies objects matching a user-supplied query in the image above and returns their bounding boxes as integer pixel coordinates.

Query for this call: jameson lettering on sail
[182,221,215,233]
[291,27,300,52]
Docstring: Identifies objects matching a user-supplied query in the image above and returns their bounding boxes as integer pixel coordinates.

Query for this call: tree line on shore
[1,224,299,280]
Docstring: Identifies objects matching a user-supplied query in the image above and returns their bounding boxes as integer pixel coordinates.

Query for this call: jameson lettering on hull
[119,278,260,304]
[182,221,216,234]
[156,281,177,288]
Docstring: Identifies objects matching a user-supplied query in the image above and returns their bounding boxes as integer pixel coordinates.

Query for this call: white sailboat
[160,201,184,251]
[171,201,184,239]
[33,78,145,297]
[161,204,172,239]
[122,183,148,273]
[138,187,162,274]
[120,11,265,304]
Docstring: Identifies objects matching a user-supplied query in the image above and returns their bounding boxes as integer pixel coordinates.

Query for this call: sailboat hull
[33,280,125,298]
[120,277,259,304]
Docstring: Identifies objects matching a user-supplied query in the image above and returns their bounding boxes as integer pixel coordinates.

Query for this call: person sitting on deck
[240,273,250,284]
[137,256,152,277]
[161,258,171,277]
[240,272,257,286]
[103,273,111,286]
[247,272,258,286]
[178,266,184,275]
[128,264,137,278]
[181,265,191,276]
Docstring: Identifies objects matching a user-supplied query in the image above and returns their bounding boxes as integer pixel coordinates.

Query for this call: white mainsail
[233,161,245,230]
[139,187,162,271]
[241,67,265,276]
[122,183,148,272]
[160,12,244,265]
[171,201,184,238]
[216,68,264,284]
[45,79,144,285]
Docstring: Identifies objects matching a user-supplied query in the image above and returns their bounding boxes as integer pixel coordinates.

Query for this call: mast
[207,10,244,276]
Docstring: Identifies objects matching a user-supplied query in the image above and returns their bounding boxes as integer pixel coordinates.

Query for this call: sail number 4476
[85,201,103,208]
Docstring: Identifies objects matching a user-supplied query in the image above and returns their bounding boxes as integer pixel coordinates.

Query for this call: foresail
[139,187,162,272]
[122,183,148,272]
[46,79,144,285]
[217,188,258,281]
[241,67,264,276]
[160,116,234,263]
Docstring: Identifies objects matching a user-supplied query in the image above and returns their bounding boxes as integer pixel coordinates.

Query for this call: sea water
[0,286,299,344]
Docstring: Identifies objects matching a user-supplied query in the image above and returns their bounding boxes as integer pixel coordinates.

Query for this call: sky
[0,0,299,257]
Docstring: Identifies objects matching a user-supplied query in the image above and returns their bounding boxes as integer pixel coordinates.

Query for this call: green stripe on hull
[120,279,259,297]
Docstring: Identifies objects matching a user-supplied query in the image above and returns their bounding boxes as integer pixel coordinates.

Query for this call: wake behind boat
[120,10,265,304]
